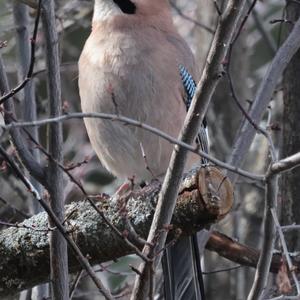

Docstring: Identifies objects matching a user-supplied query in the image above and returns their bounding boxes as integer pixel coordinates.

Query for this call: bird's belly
[79,39,194,181]
[83,114,172,181]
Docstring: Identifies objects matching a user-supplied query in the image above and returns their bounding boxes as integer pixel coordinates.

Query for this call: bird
[78,0,207,299]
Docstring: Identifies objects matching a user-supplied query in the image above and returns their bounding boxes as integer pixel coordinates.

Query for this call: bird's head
[93,0,172,24]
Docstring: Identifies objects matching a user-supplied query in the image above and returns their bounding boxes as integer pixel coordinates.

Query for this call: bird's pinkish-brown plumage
[79,1,205,299]
[79,0,199,182]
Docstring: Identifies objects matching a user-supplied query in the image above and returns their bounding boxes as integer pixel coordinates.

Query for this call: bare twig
[0,195,31,218]
[251,4,277,55]
[69,270,84,299]
[0,55,45,185]
[271,152,300,175]
[0,145,113,299]
[271,208,300,296]
[0,112,264,182]
[0,0,41,105]
[270,19,294,25]
[13,0,43,225]
[0,220,51,232]
[247,171,278,300]
[202,265,242,275]
[227,0,278,162]
[281,225,300,231]
[170,2,215,34]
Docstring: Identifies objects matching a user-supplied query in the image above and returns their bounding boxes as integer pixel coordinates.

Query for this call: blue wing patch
[179,65,209,164]
[179,65,196,110]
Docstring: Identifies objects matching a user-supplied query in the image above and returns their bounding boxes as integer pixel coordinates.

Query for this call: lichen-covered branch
[0,167,232,296]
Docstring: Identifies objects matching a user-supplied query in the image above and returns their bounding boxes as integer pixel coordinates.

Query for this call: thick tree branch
[0,167,233,296]
[3,174,300,297]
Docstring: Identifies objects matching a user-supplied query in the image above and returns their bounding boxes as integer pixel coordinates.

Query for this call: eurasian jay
[79,1,207,299]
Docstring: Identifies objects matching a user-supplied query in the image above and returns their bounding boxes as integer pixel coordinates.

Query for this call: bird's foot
[112,178,135,202]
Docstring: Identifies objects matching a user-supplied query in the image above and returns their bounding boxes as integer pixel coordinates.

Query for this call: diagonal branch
[227,15,300,185]
[131,0,247,298]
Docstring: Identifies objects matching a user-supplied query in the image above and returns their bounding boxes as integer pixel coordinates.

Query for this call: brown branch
[206,231,298,274]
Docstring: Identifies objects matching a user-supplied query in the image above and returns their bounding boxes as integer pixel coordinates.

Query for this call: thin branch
[69,270,83,299]
[0,144,113,299]
[247,172,278,300]
[20,130,152,263]
[13,0,43,223]
[170,3,215,34]
[281,225,300,231]
[251,4,277,55]
[0,112,264,182]
[271,208,300,296]
[0,54,45,185]
[0,195,31,218]
[271,152,300,175]
[202,265,242,275]
[13,2,40,155]
[131,0,247,298]
[0,220,51,232]
[227,0,278,163]
[267,296,300,300]
[0,0,41,105]
[227,14,300,184]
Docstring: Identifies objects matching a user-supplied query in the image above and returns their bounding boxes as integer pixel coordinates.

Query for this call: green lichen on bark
[0,167,231,296]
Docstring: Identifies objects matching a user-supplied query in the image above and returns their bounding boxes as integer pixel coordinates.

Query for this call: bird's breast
[78,30,188,180]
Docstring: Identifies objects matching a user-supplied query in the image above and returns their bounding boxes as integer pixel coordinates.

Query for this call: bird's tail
[162,234,205,300]
[161,65,208,300]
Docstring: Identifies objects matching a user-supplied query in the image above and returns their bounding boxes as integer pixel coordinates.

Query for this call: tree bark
[0,167,233,296]
[281,2,300,250]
